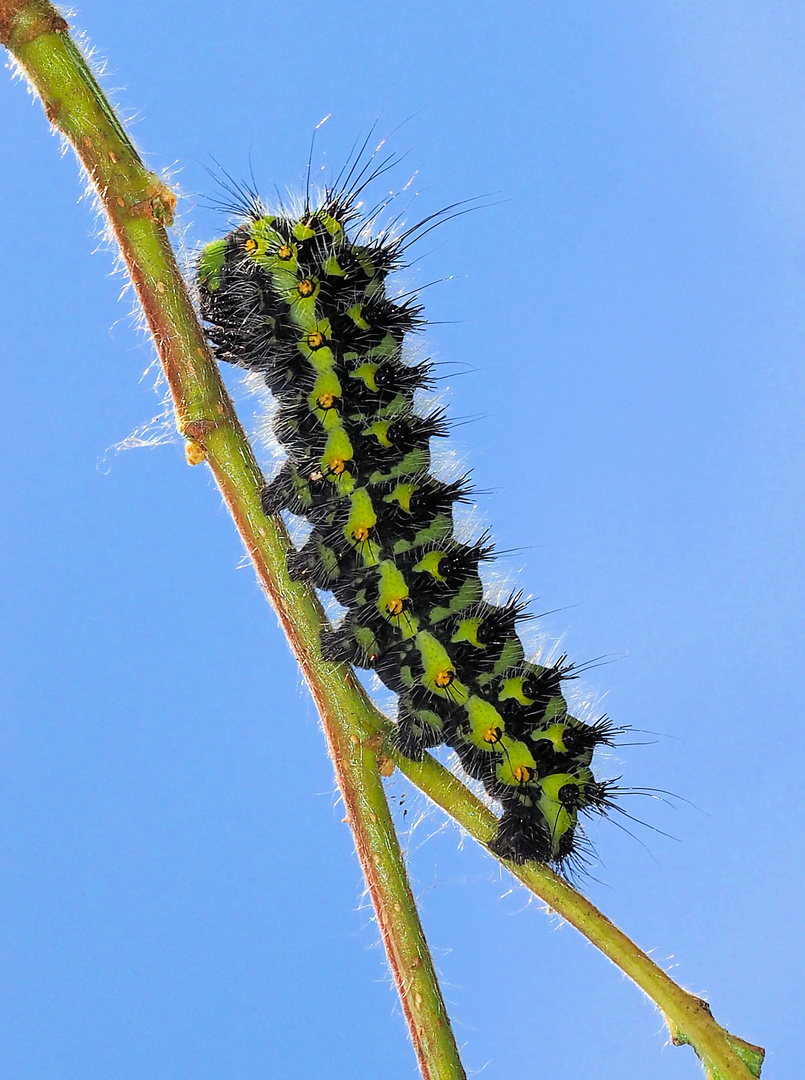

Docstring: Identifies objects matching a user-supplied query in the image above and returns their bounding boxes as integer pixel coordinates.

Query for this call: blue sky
[1,2,802,1077]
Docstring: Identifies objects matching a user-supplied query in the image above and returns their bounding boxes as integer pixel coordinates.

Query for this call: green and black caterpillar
[196,171,619,869]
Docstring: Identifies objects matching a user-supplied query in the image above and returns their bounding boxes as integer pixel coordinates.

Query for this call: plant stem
[0,4,465,1078]
[1,4,764,1079]
[380,741,764,1080]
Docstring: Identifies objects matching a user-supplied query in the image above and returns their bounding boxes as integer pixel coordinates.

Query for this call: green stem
[0,5,465,1078]
[1,5,764,1079]
[380,739,764,1080]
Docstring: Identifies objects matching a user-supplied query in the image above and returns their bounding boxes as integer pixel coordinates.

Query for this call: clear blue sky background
[1,2,802,1077]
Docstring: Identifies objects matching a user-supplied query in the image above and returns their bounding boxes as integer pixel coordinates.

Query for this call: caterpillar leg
[287,537,341,589]
[393,696,447,761]
[489,806,552,865]
[260,463,298,516]
[320,623,379,668]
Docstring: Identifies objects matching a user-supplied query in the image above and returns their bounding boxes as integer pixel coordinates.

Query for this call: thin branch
[1,4,764,1079]
[379,740,764,1080]
[0,4,465,1078]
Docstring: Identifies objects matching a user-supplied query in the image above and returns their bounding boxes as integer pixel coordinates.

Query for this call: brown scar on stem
[43,97,61,124]
[182,419,218,442]
[0,1,67,46]
[129,177,177,225]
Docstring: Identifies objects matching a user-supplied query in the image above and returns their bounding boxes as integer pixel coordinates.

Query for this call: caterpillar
[195,161,620,870]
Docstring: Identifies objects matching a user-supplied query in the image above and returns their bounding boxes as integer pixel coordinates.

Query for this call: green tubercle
[496,738,538,788]
[465,695,506,749]
[415,631,469,703]
[197,238,228,292]
[377,560,418,637]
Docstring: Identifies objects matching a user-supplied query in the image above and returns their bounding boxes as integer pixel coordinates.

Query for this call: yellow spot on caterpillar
[298,277,316,297]
[317,392,335,410]
[277,243,293,260]
[467,696,508,749]
[345,490,378,556]
[327,457,346,476]
[184,440,206,466]
[417,633,468,702]
[307,330,326,350]
[512,765,534,784]
[386,597,406,617]
[244,237,258,255]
